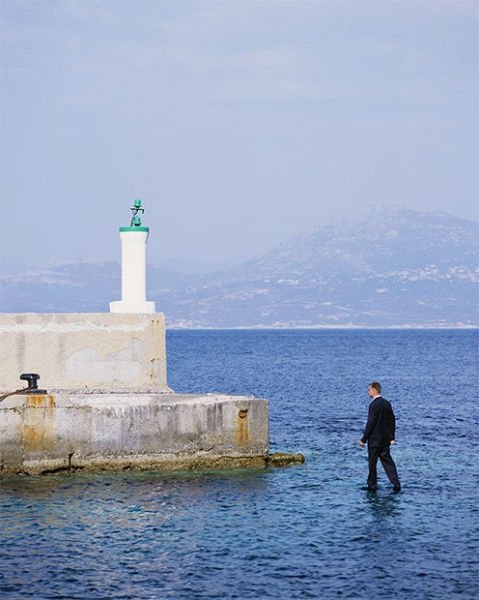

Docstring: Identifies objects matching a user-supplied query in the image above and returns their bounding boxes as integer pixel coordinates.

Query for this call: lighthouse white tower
[109,199,156,313]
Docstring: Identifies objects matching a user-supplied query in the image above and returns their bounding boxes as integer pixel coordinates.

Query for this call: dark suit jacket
[361,396,396,447]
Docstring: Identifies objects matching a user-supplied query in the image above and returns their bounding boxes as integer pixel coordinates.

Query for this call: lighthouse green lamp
[109,199,156,313]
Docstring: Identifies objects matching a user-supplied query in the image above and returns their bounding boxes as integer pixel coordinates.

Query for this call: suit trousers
[367,445,400,490]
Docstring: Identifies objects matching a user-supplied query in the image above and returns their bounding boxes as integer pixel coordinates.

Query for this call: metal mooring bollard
[19,373,48,394]
[0,373,48,402]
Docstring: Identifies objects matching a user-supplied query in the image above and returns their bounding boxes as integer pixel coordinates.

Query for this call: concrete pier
[0,392,269,476]
[0,312,282,476]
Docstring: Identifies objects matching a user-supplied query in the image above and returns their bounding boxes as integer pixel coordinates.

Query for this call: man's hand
[358,440,365,447]
[390,440,396,445]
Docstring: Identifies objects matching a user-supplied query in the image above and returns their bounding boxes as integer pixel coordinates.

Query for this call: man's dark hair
[369,381,381,393]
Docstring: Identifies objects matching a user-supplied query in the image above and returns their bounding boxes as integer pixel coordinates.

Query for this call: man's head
[368,381,382,398]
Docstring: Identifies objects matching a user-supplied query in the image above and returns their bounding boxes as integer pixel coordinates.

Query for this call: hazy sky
[1,0,478,274]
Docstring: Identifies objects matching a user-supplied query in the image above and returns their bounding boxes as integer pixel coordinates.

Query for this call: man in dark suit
[358,382,401,492]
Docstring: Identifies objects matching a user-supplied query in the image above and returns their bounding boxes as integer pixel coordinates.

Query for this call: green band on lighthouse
[120,226,150,232]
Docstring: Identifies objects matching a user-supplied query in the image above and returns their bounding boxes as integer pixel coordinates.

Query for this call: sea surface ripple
[1,329,478,599]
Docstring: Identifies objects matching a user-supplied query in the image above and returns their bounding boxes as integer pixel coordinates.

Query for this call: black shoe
[361,486,377,492]
[393,486,401,493]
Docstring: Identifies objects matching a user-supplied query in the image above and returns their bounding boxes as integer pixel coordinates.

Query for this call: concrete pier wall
[0,313,169,393]
[0,393,269,475]
[0,313,281,477]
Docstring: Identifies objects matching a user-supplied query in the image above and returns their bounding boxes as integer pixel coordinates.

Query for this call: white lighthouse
[109,199,156,313]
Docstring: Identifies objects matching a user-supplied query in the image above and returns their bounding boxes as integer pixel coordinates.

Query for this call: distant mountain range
[1,208,478,327]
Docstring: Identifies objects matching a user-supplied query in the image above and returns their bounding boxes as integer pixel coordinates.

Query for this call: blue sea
[1,329,478,599]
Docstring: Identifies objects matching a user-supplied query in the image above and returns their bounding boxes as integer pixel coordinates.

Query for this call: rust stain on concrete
[24,395,56,409]
[23,395,56,452]
[236,408,249,445]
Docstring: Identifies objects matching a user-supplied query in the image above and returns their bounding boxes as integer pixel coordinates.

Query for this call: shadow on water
[364,490,402,518]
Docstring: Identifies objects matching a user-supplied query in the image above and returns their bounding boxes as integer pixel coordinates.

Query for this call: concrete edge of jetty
[0,391,304,477]
[0,312,305,479]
